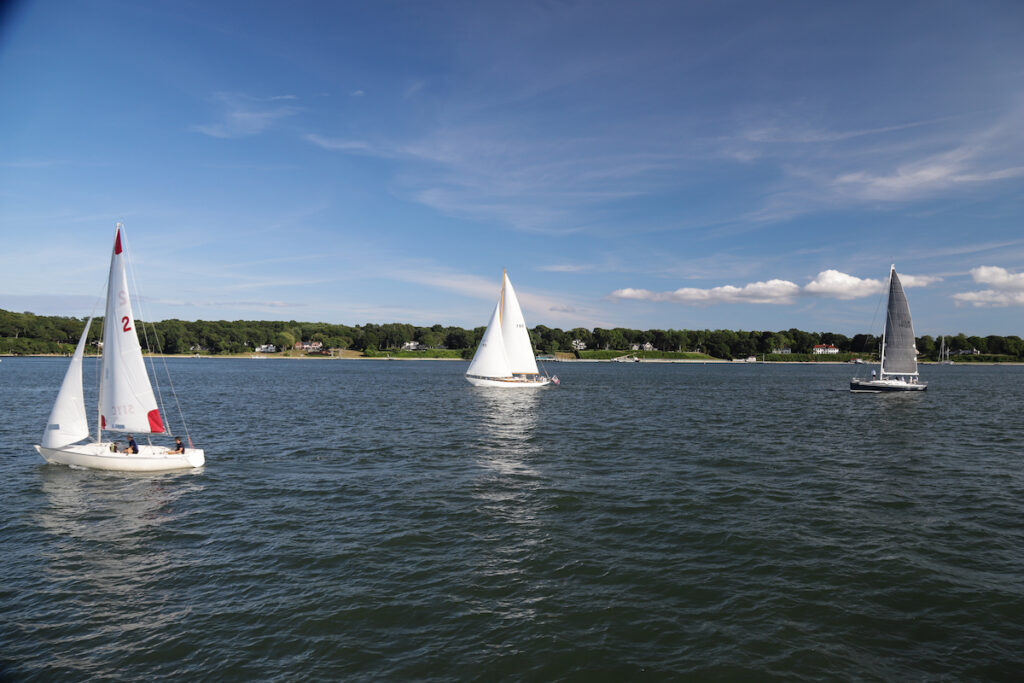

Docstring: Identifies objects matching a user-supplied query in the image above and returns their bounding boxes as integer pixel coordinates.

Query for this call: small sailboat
[939,336,954,365]
[34,225,205,471]
[850,265,927,393]
[466,271,553,388]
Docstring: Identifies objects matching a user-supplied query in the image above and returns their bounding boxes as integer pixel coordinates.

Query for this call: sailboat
[939,336,954,365]
[34,225,205,471]
[850,265,927,392]
[465,271,553,388]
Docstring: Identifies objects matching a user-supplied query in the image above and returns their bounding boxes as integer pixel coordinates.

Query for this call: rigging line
[124,233,192,446]
[121,227,178,437]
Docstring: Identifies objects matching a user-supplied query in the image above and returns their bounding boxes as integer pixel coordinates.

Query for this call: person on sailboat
[871,369,877,380]
[168,437,184,454]
[121,435,139,454]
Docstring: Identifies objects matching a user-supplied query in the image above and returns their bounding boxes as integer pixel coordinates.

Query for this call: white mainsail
[99,227,165,434]
[499,272,540,376]
[880,266,918,378]
[466,303,513,378]
[41,318,93,449]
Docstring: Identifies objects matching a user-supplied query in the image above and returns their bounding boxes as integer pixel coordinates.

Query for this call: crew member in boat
[871,369,877,380]
[121,435,139,454]
[169,437,184,454]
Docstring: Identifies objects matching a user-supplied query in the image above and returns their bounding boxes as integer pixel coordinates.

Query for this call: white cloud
[969,265,1024,290]
[804,269,885,299]
[191,93,299,139]
[952,265,1024,307]
[612,269,942,306]
[611,279,801,305]
[350,90,365,97]
[952,290,1024,307]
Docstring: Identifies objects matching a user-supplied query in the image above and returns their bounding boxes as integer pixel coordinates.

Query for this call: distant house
[812,344,839,355]
[571,339,587,351]
[630,342,655,351]
[772,347,792,354]
[953,348,980,356]
[255,344,277,353]
[402,341,427,351]
[292,340,325,352]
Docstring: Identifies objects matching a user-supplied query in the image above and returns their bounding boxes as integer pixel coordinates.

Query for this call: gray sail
[881,268,918,376]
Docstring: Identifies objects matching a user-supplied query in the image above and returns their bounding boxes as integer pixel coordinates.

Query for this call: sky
[2,0,1023,336]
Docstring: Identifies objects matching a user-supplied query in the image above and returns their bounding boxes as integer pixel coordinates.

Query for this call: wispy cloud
[731,103,1024,223]
[380,263,613,327]
[538,263,594,273]
[191,92,299,139]
[612,269,941,305]
[953,265,1024,306]
[303,134,374,153]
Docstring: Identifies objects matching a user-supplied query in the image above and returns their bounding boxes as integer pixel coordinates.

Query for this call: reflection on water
[469,388,542,475]
[36,467,204,596]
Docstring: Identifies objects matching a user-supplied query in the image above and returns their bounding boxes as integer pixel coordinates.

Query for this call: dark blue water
[2,358,1023,680]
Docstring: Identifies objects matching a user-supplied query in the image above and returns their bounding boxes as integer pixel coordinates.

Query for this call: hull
[466,375,551,388]
[850,378,927,393]
[35,442,205,471]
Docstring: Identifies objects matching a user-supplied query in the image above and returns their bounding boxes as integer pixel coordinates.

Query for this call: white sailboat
[939,336,954,365]
[850,265,927,393]
[34,225,205,471]
[466,271,553,388]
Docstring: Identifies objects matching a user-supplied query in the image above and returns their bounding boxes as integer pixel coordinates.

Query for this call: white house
[812,344,839,355]
[571,339,587,351]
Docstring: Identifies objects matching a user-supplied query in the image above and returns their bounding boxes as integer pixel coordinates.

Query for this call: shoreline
[5,353,1023,366]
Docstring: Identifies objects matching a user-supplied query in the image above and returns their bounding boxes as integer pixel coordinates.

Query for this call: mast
[499,269,505,325]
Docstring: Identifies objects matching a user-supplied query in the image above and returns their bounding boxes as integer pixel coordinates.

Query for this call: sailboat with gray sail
[850,265,927,393]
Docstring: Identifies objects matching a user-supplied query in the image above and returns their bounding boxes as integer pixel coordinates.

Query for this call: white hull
[466,375,551,388]
[35,442,205,472]
[850,377,927,393]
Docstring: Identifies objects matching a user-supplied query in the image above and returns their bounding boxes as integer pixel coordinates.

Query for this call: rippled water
[2,358,1023,680]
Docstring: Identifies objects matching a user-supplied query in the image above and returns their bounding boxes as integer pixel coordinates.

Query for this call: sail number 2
[108,404,136,416]
[118,291,132,332]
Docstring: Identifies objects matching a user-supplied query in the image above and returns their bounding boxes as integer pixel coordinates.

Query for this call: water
[2,358,1023,680]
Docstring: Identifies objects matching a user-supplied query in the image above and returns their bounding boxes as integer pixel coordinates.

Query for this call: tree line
[2,308,1022,360]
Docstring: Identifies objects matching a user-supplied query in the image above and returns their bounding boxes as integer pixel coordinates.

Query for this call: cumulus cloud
[952,265,1024,307]
[612,269,941,305]
[611,279,801,305]
[969,265,1024,290]
[804,270,884,299]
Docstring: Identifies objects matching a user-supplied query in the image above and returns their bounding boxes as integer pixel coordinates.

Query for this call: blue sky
[2,0,1023,335]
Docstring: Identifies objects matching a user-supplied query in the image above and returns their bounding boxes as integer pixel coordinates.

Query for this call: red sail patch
[101,414,106,429]
[114,229,122,254]
[148,409,165,433]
